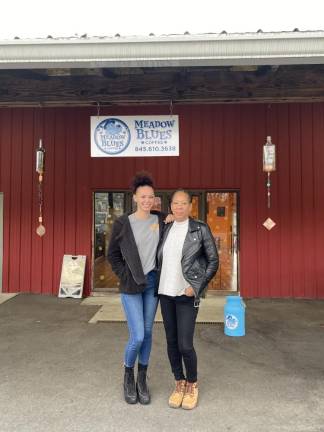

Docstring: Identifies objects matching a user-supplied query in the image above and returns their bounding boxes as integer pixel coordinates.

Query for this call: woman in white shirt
[157,190,218,410]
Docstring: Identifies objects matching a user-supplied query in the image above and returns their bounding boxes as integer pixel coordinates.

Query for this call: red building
[1,31,324,298]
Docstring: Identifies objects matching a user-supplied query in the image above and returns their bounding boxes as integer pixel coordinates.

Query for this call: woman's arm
[151,210,174,224]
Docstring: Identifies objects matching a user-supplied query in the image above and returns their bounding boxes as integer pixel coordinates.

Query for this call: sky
[0,0,323,39]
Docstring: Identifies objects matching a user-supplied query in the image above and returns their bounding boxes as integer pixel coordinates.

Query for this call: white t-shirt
[158,219,190,297]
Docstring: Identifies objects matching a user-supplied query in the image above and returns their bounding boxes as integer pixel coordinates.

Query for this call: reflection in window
[94,193,125,289]
[190,196,199,219]
[152,196,162,212]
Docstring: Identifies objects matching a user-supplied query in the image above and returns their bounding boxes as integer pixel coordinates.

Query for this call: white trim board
[1,31,324,69]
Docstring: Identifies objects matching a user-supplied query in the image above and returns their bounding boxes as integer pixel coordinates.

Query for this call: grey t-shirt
[128,213,159,275]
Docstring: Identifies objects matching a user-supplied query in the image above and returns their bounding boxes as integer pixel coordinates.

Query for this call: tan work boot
[168,379,187,408]
[181,382,198,410]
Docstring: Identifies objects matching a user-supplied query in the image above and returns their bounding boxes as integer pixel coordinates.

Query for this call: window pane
[206,192,238,291]
[190,195,199,219]
[152,195,162,212]
[94,192,125,289]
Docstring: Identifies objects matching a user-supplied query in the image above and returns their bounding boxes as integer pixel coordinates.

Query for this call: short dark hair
[170,189,192,203]
[130,171,154,194]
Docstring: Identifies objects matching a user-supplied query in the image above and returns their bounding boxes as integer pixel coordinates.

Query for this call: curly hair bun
[131,171,154,194]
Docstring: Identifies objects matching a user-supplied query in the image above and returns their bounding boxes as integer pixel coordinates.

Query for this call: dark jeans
[160,294,199,383]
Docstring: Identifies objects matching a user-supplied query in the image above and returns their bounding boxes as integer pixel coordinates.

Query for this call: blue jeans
[121,271,158,367]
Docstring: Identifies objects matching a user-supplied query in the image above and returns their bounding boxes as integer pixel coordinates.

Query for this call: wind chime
[36,139,46,236]
[262,136,276,231]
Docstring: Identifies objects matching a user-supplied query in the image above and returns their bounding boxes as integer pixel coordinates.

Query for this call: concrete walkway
[0,294,324,432]
[81,294,225,323]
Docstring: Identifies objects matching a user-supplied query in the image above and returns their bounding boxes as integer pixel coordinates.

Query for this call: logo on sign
[94,118,131,155]
[225,314,239,330]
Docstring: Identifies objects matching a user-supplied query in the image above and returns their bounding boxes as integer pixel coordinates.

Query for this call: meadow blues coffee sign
[91,115,179,157]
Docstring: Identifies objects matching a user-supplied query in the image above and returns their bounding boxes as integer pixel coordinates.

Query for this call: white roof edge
[1,31,324,69]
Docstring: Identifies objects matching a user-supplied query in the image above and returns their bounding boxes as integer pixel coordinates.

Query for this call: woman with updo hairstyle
[108,171,169,405]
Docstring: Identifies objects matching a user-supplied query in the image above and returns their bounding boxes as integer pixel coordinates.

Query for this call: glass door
[92,190,239,292]
[206,192,238,292]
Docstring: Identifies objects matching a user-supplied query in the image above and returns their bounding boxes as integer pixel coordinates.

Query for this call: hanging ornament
[263,136,276,230]
[263,136,276,208]
[36,139,46,237]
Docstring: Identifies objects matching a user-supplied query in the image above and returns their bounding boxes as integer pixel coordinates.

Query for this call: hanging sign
[91,115,179,157]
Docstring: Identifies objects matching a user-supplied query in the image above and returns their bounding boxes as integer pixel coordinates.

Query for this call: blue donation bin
[224,296,245,337]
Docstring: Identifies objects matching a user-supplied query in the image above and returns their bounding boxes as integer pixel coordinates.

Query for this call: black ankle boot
[136,363,150,405]
[124,366,137,404]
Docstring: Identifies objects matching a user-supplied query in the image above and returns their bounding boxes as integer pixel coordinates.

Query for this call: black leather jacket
[157,218,219,301]
[107,211,166,294]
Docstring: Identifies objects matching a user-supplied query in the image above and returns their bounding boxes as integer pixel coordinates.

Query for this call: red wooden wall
[1,103,324,297]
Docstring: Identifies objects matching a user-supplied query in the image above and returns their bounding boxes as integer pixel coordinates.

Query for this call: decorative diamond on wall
[263,218,276,231]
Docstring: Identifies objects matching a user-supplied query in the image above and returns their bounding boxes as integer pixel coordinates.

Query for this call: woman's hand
[185,287,195,297]
[164,214,175,224]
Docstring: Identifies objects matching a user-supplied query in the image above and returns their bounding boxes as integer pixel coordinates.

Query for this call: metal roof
[1,30,324,69]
